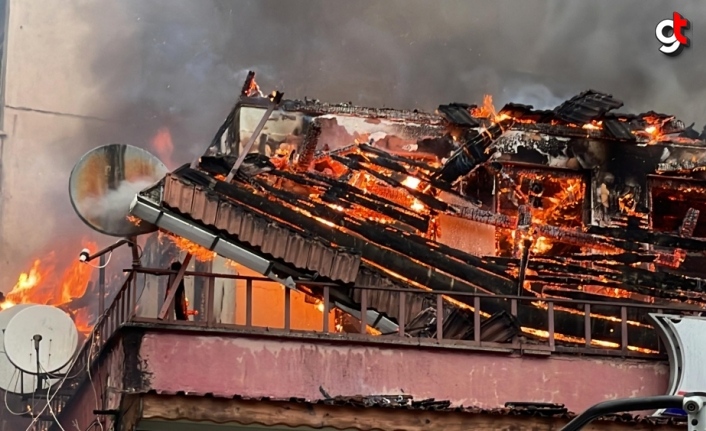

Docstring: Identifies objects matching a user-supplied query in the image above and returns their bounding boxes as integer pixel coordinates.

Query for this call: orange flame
[160,232,216,262]
[1,240,97,332]
[151,127,175,170]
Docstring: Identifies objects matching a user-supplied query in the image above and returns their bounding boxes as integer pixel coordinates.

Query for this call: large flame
[1,240,97,331]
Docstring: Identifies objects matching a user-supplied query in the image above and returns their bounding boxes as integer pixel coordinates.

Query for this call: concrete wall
[0,1,139,287]
[137,330,670,413]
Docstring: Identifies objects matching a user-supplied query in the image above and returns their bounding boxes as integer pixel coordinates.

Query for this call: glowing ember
[581,121,602,130]
[126,215,142,226]
[401,176,421,189]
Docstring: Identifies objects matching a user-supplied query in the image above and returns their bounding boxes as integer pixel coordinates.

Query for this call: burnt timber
[132,72,706,352]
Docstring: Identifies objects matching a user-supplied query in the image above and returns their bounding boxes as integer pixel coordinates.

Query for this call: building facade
[0,2,702,431]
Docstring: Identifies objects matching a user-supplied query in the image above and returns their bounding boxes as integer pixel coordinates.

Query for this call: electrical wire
[23,352,79,431]
[41,362,86,381]
[40,364,66,431]
[124,238,144,261]
[3,369,29,416]
[86,251,112,269]
[84,237,144,270]
[85,334,104,431]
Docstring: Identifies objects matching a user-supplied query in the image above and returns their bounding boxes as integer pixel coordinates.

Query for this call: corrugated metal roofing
[437,103,480,127]
[603,118,637,141]
[162,173,362,284]
[553,90,624,124]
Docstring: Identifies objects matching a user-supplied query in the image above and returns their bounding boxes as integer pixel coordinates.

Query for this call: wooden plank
[139,394,682,431]
[158,254,193,320]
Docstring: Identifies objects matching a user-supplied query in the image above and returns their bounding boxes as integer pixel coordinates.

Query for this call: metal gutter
[129,194,297,289]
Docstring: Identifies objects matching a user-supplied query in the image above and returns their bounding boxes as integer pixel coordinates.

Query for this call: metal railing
[61,264,706,391]
[46,264,703,431]
[117,266,703,356]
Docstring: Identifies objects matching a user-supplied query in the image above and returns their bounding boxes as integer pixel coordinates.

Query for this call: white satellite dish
[0,305,59,394]
[4,305,78,376]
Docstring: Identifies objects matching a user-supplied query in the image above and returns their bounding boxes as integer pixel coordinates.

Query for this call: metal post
[436,294,444,341]
[206,276,216,326]
[398,292,406,337]
[360,289,368,334]
[621,306,629,352]
[323,286,330,333]
[245,279,253,327]
[284,287,291,331]
[584,304,592,347]
[473,296,481,343]
[548,302,555,349]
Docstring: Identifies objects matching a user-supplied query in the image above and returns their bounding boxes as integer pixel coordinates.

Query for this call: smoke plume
[1,0,705,289]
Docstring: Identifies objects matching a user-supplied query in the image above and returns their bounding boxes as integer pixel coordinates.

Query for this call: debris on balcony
[130,71,706,353]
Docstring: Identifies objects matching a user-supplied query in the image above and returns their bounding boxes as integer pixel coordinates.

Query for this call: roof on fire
[129,84,706,351]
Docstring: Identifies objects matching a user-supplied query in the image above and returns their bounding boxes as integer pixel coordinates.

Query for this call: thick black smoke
[83,0,706,160]
[3,0,706,289]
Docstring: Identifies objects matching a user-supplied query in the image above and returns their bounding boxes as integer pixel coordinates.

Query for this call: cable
[86,252,112,269]
[3,369,29,416]
[23,355,76,431]
[85,334,104,431]
[41,364,66,431]
[124,238,144,261]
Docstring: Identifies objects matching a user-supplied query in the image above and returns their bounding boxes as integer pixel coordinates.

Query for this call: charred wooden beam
[486,256,693,301]
[357,145,507,212]
[587,225,706,252]
[255,174,510,279]
[655,207,699,269]
[679,208,700,237]
[593,261,706,294]
[544,252,658,265]
[538,287,660,323]
[331,154,450,212]
[294,122,322,173]
[455,206,516,229]
[533,224,627,252]
[433,122,510,184]
[263,169,430,232]
[358,143,440,172]
[240,70,260,98]
[307,172,430,231]
[250,176,515,293]
[517,238,532,294]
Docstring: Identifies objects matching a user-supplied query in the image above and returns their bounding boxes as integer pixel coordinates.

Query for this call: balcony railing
[74,264,705,369]
[45,262,702,430]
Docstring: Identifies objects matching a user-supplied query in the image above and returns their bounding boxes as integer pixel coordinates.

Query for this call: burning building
[17,72,706,431]
[130,74,706,352]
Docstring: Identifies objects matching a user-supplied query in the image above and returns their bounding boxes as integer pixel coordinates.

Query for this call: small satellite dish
[0,304,43,393]
[69,143,168,237]
[4,305,79,375]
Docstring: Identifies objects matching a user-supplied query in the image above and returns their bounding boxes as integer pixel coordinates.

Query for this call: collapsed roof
[130,71,706,352]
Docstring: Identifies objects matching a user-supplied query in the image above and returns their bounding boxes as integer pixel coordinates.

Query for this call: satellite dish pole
[33,334,42,392]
